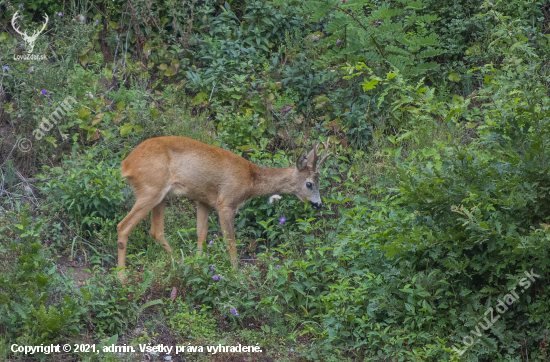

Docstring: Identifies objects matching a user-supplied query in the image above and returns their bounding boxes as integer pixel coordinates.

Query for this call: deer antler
[315,139,332,172]
[307,142,318,168]
[307,139,332,171]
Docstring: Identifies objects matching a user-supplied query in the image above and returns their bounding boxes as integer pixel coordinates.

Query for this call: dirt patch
[56,253,92,286]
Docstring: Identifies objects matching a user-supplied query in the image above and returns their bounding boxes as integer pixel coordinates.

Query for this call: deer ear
[296,151,308,171]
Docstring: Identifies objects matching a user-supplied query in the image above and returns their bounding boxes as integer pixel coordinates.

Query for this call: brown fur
[116,136,330,280]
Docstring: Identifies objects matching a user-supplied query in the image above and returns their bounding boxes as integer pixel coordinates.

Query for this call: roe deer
[116,136,331,280]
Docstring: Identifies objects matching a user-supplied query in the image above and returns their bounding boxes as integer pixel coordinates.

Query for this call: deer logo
[12,11,49,53]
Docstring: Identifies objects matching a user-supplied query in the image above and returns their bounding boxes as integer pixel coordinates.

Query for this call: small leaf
[191,92,208,106]
[0,32,11,41]
[150,108,159,119]
[452,94,464,105]
[87,128,97,140]
[81,288,91,302]
[77,108,91,119]
[140,299,163,312]
[120,123,133,137]
[171,59,181,71]
[100,129,112,139]
[92,113,104,126]
[143,42,152,58]
[448,72,461,82]
[117,101,125,110]
[45,136,57,147]
[79,54,88,67]
[105,334,118,347]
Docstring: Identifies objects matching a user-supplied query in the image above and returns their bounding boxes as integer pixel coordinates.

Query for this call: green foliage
[0,207,85,347]
[304,0,444,78]
[9,0,63,20]
[37,151,125,230]
[165,299,218,342]
[81,268,162,337]
[2,0,550,360]
[216,112,268,151]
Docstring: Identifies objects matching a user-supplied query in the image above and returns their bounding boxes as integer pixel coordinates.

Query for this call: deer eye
[306,182,313,189]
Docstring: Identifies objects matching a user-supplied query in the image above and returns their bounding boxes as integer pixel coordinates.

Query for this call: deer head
[12,11,49,53]
[293,139,332,209]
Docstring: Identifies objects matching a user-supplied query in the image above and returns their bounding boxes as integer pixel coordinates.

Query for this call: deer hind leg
[218,207,237,269]
[117,192,165,280]
[196,201,210,255]
[150,199,172,253]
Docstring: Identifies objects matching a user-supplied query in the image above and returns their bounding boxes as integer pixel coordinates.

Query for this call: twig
[209,82,216,102]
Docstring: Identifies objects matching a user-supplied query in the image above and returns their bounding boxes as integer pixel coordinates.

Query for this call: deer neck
[250,165,296,199]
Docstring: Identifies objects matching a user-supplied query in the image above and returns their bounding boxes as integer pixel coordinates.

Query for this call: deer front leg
[218,207,237,269]
[196,201,210,256]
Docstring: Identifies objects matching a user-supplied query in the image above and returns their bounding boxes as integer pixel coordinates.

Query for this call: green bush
[37,151,125,231]
[0,207,85,348]
[165,299,218,342]
[80,268,162,338]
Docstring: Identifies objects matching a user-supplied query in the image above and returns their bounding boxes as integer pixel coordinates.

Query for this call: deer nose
[309,201,322,209]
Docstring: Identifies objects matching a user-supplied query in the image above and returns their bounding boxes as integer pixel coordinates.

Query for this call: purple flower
[235,313,239,316]
[213,275,219,280]
[2,66,9,71]
[210,266,214,270]
[220,276,223,279]
[279,217,286,225]
[47,102,50,105]
[46,94,51,98]
[27,69,31,73]
[213,233,217,237]
[18,4,23,9]
[41,89,47,95]
[336,39,342,47]
[276,265,280,268]
[209,240,213,245]
[58,12,63,17]
[263,315,266,317]
[230,308,236,314]
[30,63,34,66]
